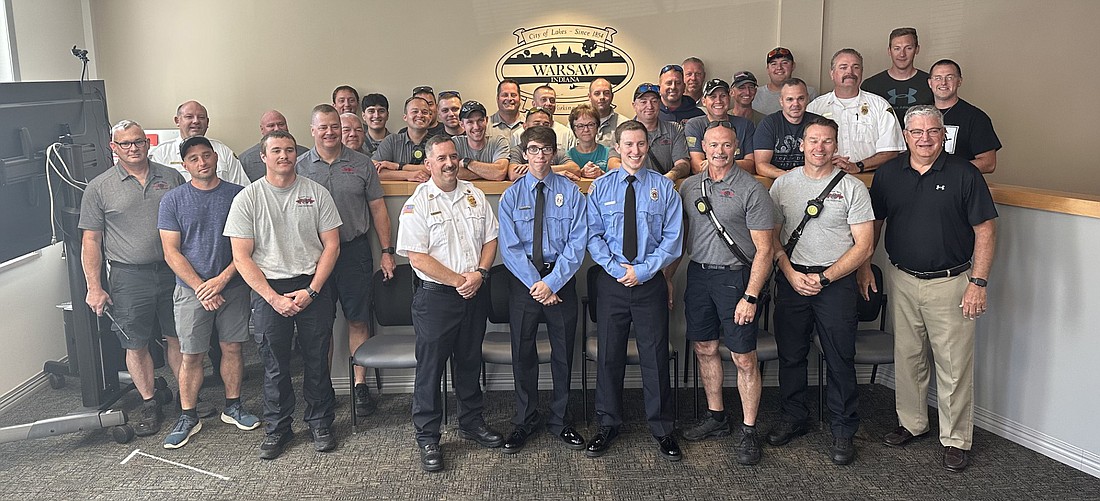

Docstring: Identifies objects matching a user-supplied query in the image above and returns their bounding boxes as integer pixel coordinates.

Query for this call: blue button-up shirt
[498,171,588,293]
[586,167,683,283]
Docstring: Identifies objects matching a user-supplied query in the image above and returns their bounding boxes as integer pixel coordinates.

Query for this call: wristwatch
[968,276,988,287]
[462,158,472,169]
[306,287,319,299]
[476,267,491,281]
[381,247,396,255]
[855,161,866,173]
[742,293,758,304]
[818,272,832,287]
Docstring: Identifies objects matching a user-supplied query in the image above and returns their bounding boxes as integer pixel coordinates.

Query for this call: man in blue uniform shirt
[497,125,588,454]
[585,120,684,461]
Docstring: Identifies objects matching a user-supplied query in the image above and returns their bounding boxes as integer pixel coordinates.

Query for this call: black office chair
[579,266,679,424]
[688,292,780,419]
[480,264,553,388]
[349,264,446,427]
[815,263,893,422]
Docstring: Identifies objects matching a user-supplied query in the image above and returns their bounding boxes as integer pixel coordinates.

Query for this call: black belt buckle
[696,262,737,271]
[791,263,828,274]
[897,261,971,280]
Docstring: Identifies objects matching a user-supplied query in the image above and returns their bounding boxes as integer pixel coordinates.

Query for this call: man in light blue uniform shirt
[497,125,588,454]
[585,120,684,461]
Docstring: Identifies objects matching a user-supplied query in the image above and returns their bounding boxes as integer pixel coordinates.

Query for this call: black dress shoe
[556,426,587,451]
[311,426,336,452]
[943,446,969,472]
[830,436,856,465]
[420,443,444,472]
[656,434,682,462]
[502,429,528,454]
[883,425,929,447]
[458,424,504,448]
[765,420,811,446]
[585,426,618,458]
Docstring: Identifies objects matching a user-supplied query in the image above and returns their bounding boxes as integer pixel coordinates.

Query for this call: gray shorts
[107,263,176,350]
[173,282,251,355]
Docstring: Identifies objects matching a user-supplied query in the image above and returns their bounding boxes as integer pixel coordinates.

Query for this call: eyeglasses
[525,145,555,155]
[767,47,793,60]
[437,90,461,100]
[113,139,149,149]
[905,127,944,138]
[660,64,683,75]
[930,74,958,82]
[573,122,598,130]
[412,85,434,96]
[706,120,733,130]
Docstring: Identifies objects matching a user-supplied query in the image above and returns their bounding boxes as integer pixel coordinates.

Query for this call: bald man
[239,110,310,182]
[149,100,249,186]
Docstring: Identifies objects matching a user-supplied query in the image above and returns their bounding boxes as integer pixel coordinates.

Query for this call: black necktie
[623,175,637,262]
[532,181,546,273]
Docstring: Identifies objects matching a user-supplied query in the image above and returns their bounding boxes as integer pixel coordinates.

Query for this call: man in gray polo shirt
[297,104,396,418]
[452,101,508,181]
[670,123,774,465]
[374,96,433,182]
[488,79,522,140]
[612,83,690,180]
[79,119,185,437]
[239,110,309,182]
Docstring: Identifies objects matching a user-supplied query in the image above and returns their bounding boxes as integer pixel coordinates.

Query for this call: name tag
[604,200,616,206]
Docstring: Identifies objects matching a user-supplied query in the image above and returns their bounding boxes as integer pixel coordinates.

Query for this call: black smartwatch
[742,293,758,304]
[476,268,491,281]
[306,287,319,299]
[462,158,472,169]
[856,161,866,173]
[968,276,988,287]
[381,246,396,255]
[818,272,831,287]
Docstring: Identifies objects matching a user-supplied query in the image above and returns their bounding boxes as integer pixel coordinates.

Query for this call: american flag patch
[402,204,415,214]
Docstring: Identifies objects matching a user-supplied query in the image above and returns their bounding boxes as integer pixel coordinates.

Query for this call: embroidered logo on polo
[717,189,735,198]
[342,167,356,173]
[151,181,171,191]
[826,192,846,201]
[496,24,635,118]
[296,196,316,207]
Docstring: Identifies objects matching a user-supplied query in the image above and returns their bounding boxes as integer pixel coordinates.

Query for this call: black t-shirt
[752,111,822,171]
[862,69,934,125]
[870,151,998,272]
[940,98,1001,161]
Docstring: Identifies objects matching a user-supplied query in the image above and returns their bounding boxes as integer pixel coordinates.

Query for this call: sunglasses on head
[768,47,792,59]
[660,64,683,75]
[412,85,434,96]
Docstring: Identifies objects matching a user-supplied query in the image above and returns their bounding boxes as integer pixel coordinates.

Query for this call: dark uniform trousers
[508,274,578,434]
[774,271,860,438]
[595,270,675,437]
[250,274,337,435]
[411,285,489,446]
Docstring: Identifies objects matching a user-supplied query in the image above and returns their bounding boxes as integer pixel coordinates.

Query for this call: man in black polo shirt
[863,105,997,473]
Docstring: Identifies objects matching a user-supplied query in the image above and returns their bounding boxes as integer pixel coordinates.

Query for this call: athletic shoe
[221,402,261,431]
[163,414,202,449]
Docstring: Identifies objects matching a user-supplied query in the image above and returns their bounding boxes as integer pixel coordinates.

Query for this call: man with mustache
[149,100,249,186]
[808,48,904,175]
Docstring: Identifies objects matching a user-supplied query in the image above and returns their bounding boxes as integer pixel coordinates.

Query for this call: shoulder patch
[686,136,697,148]
[402,204,415,214]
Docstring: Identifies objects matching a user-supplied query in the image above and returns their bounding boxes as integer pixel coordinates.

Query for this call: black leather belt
[693,261,743,271]
[419,281,458,293]
[896,261,971,280]
[109,261,167,271]
[791,263,828,274]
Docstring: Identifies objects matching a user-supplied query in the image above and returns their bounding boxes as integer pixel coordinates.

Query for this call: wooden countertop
[382,174,1100,219]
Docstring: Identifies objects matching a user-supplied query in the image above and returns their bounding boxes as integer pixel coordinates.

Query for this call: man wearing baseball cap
[683,78,756,174]
[613,83,690,180]
[730,71,766,125]
[452,101,509,181]
[752,47,818,115]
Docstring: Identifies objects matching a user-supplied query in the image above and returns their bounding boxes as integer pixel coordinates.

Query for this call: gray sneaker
[734,424,762,465]
[221,402,261,431]
[163,414,202,449]
[681,414,732,441]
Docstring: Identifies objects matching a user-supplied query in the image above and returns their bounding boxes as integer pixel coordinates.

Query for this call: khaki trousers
[887,264,976,450]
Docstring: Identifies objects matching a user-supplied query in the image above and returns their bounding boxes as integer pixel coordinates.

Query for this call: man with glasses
[452,101,509,181]
[684,78,756,174]
[588,78,625,148]
[508,107,580,181]
[586,120,684,461]
[361,93,392,155]
[754,78,823,179]
[612,83,690,181]
[149,100,249,186]
[80,120,185,438]
[682,57,707,104]
[862,28,933,126]
[298,105,396,420]
[437,91,465,137]
[240,110,310,182]
[373,96,434,182]
[730,71,766,125]
[808,49,905,175]
[753,47,818,116]
[657,64,705,124]
[928,59,1000,174]
[489,79,523,140]
[863,105,997,472]
[671,123,774,465]
[497,125,589,454]
[333,85,361,115]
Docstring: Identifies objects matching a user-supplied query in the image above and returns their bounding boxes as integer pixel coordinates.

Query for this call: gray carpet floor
[1,353,1097,500]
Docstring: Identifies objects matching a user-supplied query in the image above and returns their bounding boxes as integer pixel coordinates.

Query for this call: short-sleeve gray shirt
[78,162,185,264]
[453,135,509,164]
[769,167,874,267]
[239,142,310,182]
[371,131,427,166]
[610,120,689,174]
[679,168,774,267]
[296,146,384,243]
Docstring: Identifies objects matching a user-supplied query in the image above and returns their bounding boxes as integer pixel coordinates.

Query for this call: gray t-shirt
[157,181,245,288]
[453,135,509,164]
[769,167,873,267]
[78,162,185,265]
[296,146,384,243]
[610,120,689,175]
[752,84,819,115]
[680,168,774,267]
[239,142,310,182]
[223,176,342,280]
[683,114,756,160]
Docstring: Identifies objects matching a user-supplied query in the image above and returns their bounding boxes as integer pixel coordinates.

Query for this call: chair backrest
[372,263,415,327]
[857,263,886,324]
[585,265,600,324]
[486,263,511,324]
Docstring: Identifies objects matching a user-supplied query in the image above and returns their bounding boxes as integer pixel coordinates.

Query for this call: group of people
[76,27,999,473]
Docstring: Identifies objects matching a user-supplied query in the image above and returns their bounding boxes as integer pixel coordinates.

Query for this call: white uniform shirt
[806,89,904,163]
[149,136,250,186]
[396,180,499,284]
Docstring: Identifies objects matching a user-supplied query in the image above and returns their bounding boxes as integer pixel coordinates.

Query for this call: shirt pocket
[511,208,535,243]
[599,202,624,240]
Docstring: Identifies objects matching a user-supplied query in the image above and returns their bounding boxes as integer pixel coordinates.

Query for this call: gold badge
[555,193,564,207]
[860,103,869,116]
[650,188,659,201]
[467,194,477,207]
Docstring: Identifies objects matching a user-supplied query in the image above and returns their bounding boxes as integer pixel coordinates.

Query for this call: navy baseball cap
[634,83,660,100]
